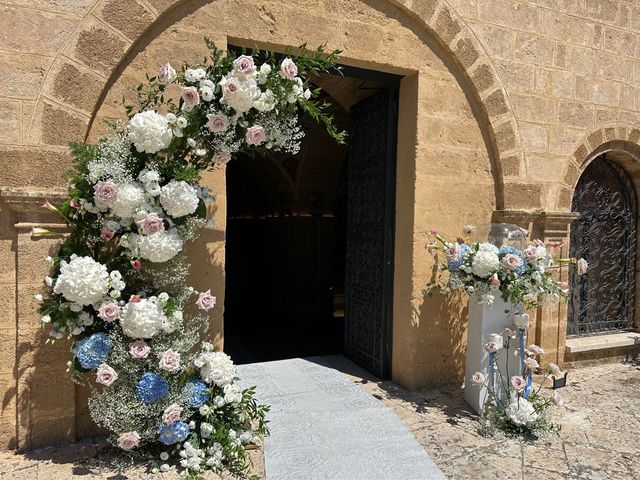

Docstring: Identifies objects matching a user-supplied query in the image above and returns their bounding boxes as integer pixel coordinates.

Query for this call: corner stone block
[410,0,439,22]
[96,0,156,41]
[432,6,461,45]
[44,59,105,115]
[29,100,89,147]
[587,129,604,150]
[452,36,480,69]
[0,147,72,188]
[503,182,542,209]
[470,63,496,93]
[66,16,130,78]
[564,162,580,188]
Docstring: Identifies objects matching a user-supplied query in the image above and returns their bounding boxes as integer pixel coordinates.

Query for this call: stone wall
[1,0,640,450]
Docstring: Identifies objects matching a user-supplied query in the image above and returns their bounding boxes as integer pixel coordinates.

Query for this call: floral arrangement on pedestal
[33,40,344,479]
[424,226,586,437]
[471,313,566,437]
[423,229,588,308]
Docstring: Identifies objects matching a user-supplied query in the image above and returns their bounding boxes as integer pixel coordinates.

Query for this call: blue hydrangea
[157,421,190,445]
[183,379,210,408]
[447,243,471,272]
[498,246,526,276]
[137,373,169,404]
[75,333,111,369]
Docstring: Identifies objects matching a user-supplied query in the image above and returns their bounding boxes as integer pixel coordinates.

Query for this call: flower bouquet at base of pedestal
[470,313,565,438]
[32,41,345,479]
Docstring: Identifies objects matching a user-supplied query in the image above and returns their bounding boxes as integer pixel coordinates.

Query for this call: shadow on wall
[1,224,79,451]
[414,290,469,387]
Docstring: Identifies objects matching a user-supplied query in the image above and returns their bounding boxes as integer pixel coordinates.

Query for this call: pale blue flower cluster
[137,373,169,404]
[157,421,190,445]
[75,332,111,369]
[184,379,210,408]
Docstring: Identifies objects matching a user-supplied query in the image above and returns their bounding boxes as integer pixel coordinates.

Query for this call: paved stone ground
[1,359,639,479]
[326,356,640,480]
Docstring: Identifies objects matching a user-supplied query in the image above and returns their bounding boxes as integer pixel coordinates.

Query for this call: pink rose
[445,243,461,261]
[524,245,539,260]
[221,76,240,96]
[213,153,232,164]
[527,344,544,355]
[245,125,266,146]
[181,86,200,108]
[233,54,255,75]
[136,213,165,236]
[471,372,485,385]
[131,259,142,270]
[196,289,216,312]
[551,390,564,407]
[490,273,501,287]
[94,181,118,204]
[280,58,298,80]
[117,431,141,450]
[525,357,539,369]
[511,375,526,392]
[129,295,141,303]
[162,403,183,424]
[98,302,120,323]
[96,363,118,386]
[101,229,114,241]
[159,349,181,372]
[206,113,230,133]
[577,258,588,276]
[502,253,523,270]
[129,340,151,359]
[158,62,176,85]
[548,362,563,377]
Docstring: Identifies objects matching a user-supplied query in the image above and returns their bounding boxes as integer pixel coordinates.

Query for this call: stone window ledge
[566,332,640,354]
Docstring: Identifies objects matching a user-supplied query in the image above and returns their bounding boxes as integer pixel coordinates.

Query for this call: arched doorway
[568,156,637,336]
[223,66,401,378]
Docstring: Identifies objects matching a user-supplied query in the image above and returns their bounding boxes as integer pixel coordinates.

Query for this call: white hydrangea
[137,229,183,263]
[53,256,111,306]
[127,110,173,154]
[159,180,199,218]
[193,351,236,387]
[110,182,146,219]
[472,250,500,278]
[505,396,538,426]
[120,297,166,338]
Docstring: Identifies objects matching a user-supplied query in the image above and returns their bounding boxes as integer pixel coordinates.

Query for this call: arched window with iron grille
[568,156,637,337]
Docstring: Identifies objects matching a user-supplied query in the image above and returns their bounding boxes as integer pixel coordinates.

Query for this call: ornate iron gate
[568,157,637,337]
[344,87,398,378]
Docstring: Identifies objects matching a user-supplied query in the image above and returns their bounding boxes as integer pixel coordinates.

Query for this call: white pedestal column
[464,294,522,414]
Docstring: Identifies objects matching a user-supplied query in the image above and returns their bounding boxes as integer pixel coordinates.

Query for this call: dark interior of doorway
[223,66,397,365]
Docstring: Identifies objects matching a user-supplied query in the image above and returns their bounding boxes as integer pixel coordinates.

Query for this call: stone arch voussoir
[558,124,640,211]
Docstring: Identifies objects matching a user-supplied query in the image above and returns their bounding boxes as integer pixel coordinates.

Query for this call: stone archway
[22,0,523,209]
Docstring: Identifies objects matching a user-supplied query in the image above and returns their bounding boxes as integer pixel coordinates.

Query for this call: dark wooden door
[344,87,398,378]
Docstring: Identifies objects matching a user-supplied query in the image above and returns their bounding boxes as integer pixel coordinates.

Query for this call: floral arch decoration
[34,40,344,479]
